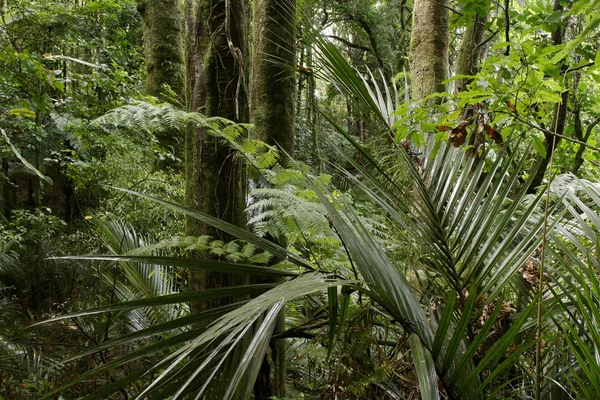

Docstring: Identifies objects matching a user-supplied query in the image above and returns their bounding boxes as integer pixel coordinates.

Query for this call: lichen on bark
[410,0,449,100]
[138,0,184,98]
[250,0,296,156]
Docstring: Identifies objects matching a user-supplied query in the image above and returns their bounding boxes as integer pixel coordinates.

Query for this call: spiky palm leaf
[543,176,600,398]
[90,216,188,330]
[308,30,560,398]
[42,186,355,398]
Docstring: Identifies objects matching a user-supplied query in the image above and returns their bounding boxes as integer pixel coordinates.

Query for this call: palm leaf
[309,28,559,398]
[55,255,298,277]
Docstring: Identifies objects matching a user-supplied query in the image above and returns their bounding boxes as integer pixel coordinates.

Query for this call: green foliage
[2,0,600,398]
[0,207,65,250]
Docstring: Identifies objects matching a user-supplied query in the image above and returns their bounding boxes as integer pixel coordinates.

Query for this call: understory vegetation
[2,0,600,399]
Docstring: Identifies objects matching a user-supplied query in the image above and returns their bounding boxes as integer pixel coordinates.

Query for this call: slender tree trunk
[250,0,296,397]
[138,0,185,164]
[455,9,489,94]
[410,0,449,100]
[307,45,321,172]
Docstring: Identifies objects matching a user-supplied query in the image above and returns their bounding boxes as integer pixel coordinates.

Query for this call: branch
[510,113,600,153]
[324,35,370,52]
[565,61,595,74]
[473,29,499,54]
[436,0,463,16]
[585,117,600,138]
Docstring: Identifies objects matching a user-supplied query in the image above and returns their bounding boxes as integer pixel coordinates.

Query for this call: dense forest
[1,0,600,398]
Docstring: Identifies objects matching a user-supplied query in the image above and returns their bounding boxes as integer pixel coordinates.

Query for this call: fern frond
[93,99,281,171]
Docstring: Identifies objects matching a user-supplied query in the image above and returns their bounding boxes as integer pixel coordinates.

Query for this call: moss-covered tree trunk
[455,9,489,94]
[250,0,296,397]
[138,0,184,163]
[139,0,184,97]
[185,0,249,309]
[410,0,449,100]
[251,0,296,156]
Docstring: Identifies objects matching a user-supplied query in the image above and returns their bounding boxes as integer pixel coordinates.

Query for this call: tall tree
[185,0,250,308]
[138,0,185,161]
[410,0,450,100]
[250,0,296,397]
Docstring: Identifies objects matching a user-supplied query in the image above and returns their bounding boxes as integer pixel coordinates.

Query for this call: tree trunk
[185,0,249,309]
[138,0,185,164]
[250,0,296,397]
[410,0,450,100]
[250,0,296,156]
[455,7,490,154]
[454,9,489,94]
[139,0,184,98]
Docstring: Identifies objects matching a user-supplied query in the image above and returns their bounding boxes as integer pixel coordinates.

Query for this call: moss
[250,0,296,156]
[409,0,449,101]
[139,0,184,99]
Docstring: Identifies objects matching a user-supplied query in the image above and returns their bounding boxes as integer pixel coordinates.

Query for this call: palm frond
[545,175,600,396]
[309,28,562,398]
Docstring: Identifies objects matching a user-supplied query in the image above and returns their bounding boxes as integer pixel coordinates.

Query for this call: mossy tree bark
[410,0,449,100]
[250,0,296,397]
[185,0,249,309]
[250,0,296,156]
[454,9,489,94]
[138,0,185,164]
[139,0,184,98]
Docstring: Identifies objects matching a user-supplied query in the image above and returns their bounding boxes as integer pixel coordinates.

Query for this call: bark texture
[250,0,296,396]
[185,0,249,309]
[455,10,488,94]
[250,0,296,156]
[410,0,449,100]
[139,0,184,98]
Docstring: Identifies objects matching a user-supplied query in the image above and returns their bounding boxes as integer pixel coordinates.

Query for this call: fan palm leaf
[308,30,561,398]
[543,176,600,397]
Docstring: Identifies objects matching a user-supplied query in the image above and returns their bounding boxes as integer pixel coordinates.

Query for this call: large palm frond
[543,175,600,397]
[309,30,559,398]
[43,186,355,398]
